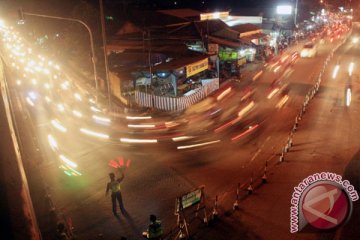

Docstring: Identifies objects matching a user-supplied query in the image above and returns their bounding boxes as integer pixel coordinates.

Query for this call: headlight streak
[126,116,152,120]
[59,154,77,168]
[92,115,111,124]
[348,62,354,76]
[72,110,82,118]
[47,134,58,151]
[332,65,340,79]
[120,138,158,144]
[51,119,67,132]
[26,97,34,106]
[346,88,352,107]
[80,128,109,139]
[231,124,259,141]
[217,87,231,101]
[177,140,221,150]
[90,106,102,113]
[172,136,195,142]
[127,124,156,128]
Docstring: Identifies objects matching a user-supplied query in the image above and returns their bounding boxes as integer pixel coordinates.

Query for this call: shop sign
[176,188,203,212]
[219,50,238,61]
[186,58,208,77]
[208,43,219,54]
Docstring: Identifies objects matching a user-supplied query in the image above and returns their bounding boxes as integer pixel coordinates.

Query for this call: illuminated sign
[200,11,229,20]
[176,188,203,212]
[276,5,292,15]
[186,58,208,77]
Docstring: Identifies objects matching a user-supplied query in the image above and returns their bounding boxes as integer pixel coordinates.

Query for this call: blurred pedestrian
[106,169,126,216]
[143,214,163,240]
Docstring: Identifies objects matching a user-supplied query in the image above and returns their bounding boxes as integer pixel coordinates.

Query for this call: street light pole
[294,0,299,26]
[99,0,111,109]
[22,11,99,100]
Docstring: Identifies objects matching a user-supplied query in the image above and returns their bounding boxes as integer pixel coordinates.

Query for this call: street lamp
[20,10,99,100]
[99,0,111,109]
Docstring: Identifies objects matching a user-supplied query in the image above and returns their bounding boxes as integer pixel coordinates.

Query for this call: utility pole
[20,10,99,101]
[99,0,111,109]
[294,0,299,27]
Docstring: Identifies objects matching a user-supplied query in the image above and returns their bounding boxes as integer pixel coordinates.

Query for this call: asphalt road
[1,22,358,240]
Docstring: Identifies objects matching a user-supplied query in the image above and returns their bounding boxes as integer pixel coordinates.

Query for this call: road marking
[250,136,271,162]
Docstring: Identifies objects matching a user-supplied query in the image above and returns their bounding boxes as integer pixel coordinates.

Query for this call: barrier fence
[134,79,219,111]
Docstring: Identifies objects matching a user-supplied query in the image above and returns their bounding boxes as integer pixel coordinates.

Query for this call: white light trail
[172,136,195,142]
[92,115,111,123]
[332,65,340,79]
[238,101,255,117]
[90,106,102,113]
[72,110,82,118]
[47,134,58,151]
[217,87,232,101]
[26,97,34,107]
[74,93,82,101]
[59,154,77,168]
[346,88,352,107]
[51,119,67,132]
[177,140,220,149]
[57,104,65,112]
[127,124,156,128]
[80,128,109,139]
[348,62,354,76]
[126,116,152,120]
[120,138,158,143]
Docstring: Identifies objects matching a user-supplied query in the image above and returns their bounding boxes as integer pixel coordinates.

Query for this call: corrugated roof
[152,53,209,71]
[212,28,239,40]
[231,23,260,33]
[194,19,229,34]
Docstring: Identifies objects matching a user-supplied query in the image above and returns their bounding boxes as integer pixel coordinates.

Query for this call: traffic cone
[233,183,240,210]
[212,196,219,219]
[262,171,267,184]
[233,199,239,210]
[247,179,253,195]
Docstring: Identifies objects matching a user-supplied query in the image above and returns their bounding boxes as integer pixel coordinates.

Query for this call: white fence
[134,78,219,111]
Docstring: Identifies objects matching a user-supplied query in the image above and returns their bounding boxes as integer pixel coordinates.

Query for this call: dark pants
[111,191,125,214]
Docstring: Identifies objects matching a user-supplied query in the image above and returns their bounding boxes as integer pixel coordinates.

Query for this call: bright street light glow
[276,5,292,15]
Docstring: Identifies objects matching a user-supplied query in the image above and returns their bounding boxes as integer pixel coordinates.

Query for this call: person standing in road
[106,169,126,216]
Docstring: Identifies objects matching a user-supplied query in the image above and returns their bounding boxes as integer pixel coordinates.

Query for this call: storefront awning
[241,32,269,41]
[152,54,209,72]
